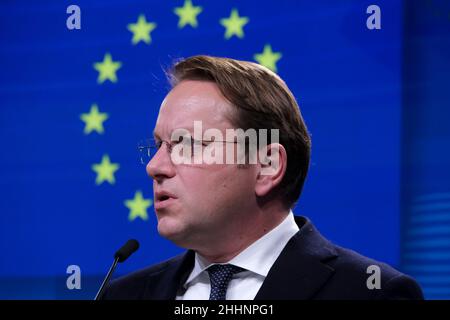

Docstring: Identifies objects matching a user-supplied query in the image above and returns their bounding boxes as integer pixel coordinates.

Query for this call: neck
[196,205,290,263]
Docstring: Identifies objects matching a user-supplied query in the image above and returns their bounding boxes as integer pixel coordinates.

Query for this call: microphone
[94,239,140,300]
[114,239,140,262]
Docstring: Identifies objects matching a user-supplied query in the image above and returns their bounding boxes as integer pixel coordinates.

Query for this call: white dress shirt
[176,211,300,300]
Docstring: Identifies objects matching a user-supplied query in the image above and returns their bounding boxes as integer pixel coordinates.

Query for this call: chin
[157,218,200,249]
[157,218,185,241]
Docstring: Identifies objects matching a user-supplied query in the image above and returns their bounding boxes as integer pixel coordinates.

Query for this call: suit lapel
[142,250,195,300]
[255,216,338,300]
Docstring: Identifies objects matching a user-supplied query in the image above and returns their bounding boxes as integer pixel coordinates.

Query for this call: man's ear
[255,143,287,197]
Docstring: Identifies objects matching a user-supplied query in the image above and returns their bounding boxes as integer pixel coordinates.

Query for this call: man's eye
[173,136,189,144]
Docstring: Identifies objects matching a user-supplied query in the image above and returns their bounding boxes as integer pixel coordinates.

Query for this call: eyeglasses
[137,137,239,165]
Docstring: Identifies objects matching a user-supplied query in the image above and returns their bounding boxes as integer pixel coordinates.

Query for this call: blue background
[0,0,449,299]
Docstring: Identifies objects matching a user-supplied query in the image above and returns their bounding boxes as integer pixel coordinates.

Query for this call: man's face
[147,80,257,250]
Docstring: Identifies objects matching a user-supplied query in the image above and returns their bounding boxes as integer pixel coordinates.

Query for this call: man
[103,55,423,300]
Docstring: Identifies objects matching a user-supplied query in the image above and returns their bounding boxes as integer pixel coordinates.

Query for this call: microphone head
[114,239,140,263]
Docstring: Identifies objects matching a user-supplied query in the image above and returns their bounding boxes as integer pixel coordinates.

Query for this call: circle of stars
[83,0,284,223]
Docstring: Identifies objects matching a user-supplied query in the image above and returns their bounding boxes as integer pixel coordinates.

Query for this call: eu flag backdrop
[0,0,449,299]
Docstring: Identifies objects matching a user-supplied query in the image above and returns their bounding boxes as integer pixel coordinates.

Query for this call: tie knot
[207,264,245,277]
[207,264,245,300]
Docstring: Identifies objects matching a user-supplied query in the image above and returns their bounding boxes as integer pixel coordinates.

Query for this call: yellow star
[92,155,120,185]
[93,53,122,84]
[125,190,152,221]
[174,0,203,28]
[127,14,157,45]
[80,104,108,135]
[254,44,282,73]
[220,8,249,39]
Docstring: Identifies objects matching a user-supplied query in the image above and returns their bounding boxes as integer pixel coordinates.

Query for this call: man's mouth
[154,191,177,209]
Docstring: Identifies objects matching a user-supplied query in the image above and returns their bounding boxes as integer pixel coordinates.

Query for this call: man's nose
[146,144,175,181]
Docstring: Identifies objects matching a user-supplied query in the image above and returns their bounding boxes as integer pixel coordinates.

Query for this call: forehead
[154,80,235,137]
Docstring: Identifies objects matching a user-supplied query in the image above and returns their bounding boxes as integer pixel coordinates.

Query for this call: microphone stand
[94,256,119,300]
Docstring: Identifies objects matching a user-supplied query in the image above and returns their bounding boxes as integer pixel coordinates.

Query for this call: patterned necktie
[207,264,245,300]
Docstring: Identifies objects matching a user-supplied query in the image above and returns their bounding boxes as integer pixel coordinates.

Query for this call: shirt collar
[184,211,299,287]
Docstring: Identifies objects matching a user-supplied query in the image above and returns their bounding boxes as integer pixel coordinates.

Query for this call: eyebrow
[153,127,197,140]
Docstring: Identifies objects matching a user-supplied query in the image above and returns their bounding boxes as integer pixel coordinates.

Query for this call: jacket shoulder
[319,244,423,300]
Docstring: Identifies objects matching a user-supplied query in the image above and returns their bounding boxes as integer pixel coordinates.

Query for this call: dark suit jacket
[102,216,423,300]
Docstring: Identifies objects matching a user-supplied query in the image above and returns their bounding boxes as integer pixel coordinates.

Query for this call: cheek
[178,165,256,207]
[211,167,256,203]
